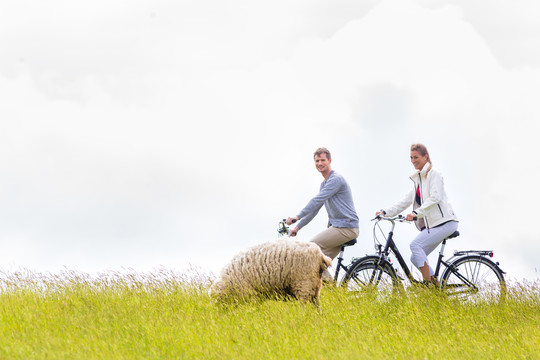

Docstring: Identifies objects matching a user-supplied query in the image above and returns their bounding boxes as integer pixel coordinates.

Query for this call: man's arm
[294,175,343,231]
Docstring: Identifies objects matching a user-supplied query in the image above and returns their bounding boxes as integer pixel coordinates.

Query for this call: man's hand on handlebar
[285,217,298,226]
[285,217,299,236]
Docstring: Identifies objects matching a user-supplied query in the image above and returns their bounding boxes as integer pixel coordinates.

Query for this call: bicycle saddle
[343,239,357,247]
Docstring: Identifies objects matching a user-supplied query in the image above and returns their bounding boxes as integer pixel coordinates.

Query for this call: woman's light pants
[410,221,459,276]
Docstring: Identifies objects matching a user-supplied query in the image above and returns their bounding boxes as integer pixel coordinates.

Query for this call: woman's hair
[313,147,331,160]
[410,143,432,174]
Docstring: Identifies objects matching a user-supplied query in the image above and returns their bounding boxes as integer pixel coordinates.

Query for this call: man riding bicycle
[286,148,359,279]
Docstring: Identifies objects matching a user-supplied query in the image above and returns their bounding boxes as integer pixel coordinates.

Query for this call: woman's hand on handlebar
[405,213,417,221]
[373,211,417,222]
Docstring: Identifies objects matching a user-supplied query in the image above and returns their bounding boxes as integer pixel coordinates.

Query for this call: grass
[0,268,538,359]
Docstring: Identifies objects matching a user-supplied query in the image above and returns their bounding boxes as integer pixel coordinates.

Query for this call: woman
[376,144,458,284]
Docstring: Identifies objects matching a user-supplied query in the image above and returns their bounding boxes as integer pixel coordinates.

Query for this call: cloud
[423,0,540,68]
[0,0,539,281]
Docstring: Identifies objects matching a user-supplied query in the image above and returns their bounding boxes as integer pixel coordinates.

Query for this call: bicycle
[341,215,507,302]
[277,219,359,284]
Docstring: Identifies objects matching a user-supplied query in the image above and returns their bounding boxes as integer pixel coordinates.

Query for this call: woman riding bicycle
[376,144,458,284]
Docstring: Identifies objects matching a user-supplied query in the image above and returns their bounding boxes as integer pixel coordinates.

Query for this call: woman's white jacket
[384,162,458,230]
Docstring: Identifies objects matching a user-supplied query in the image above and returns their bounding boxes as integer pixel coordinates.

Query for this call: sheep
[211,238,332,305]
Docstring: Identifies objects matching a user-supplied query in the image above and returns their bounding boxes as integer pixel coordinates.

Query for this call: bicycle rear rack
[453,250,493,257]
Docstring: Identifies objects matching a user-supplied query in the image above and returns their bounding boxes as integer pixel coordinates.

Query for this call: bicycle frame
[372,216,458,285]
[372,217,420,284]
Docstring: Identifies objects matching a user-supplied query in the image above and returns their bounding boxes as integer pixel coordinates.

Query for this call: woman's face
[410,150,429,171]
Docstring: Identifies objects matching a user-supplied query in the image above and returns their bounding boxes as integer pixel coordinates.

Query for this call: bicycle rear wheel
[342,259,399,299]
[441,255,506,302]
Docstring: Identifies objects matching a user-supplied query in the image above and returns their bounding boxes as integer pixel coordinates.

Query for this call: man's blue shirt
[296,170,359,229]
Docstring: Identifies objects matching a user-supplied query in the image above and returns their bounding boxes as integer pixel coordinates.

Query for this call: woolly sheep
[211,238,332,305]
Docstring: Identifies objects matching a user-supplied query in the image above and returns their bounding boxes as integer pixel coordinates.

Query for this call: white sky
[1,0,539,282]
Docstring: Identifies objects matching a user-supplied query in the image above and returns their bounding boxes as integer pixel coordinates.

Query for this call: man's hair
[313,147,331,160]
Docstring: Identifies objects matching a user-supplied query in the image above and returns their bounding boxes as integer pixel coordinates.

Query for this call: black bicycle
[342,215,507,301]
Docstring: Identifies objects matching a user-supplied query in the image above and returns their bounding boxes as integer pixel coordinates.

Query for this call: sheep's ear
[321,255,332,269]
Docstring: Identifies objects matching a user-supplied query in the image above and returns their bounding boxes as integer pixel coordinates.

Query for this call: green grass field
[0,268,538,359]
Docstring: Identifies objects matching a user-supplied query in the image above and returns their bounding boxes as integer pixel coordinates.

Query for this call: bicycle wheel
[342,259,399,298]
[441,255,506,302]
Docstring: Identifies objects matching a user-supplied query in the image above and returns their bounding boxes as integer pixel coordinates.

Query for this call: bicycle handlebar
[277,218,297,236]
[372,214,417,222]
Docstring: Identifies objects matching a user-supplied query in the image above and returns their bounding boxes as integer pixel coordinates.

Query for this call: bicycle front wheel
[441,255,506,302]
[342,259,399,298]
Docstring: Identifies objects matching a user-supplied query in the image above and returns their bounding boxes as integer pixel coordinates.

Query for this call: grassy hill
[0,269,538,359]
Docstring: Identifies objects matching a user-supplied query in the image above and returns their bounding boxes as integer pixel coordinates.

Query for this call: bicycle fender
[349,255,385,267]
[348,256,395,276]
[457,254,504,272]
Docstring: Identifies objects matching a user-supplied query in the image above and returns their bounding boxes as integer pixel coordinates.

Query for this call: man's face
[314,153,331,174]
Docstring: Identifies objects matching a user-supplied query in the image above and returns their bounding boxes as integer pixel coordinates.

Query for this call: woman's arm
[383,188,415,217]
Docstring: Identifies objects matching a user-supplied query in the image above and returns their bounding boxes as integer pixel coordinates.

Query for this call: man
[286,147,359,264]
